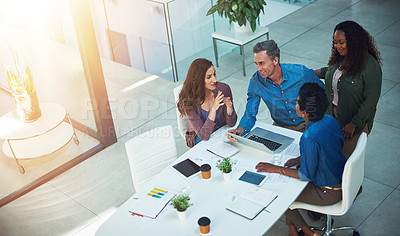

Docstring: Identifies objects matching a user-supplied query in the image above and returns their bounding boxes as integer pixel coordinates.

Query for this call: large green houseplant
[206,0,267,32]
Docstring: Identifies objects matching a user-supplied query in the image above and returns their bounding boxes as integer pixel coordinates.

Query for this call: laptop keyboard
[248,135,282,151]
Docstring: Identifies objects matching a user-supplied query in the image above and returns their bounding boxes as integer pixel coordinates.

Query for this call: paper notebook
[207,140,239,158]
[226,187,277,220]
[128,187,176,219]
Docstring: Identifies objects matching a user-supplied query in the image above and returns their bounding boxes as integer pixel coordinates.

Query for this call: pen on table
[264,209,271,213]
[206,149,223,158]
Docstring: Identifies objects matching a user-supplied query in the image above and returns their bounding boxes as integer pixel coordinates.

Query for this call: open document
[207,139,239,158]
[128,187,176,219]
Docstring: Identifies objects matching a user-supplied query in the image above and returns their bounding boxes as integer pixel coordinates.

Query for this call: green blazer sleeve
[351,55,382,131]
[320,67,328,78]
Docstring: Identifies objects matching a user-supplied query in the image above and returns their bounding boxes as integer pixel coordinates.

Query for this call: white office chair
[124,125,177,192]
[173,84,188,141]
[290,132,367,236]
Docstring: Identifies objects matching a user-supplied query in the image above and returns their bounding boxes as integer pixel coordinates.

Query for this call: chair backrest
[173,84,188,140]
[340,132,368,213]
[124,125,177,192]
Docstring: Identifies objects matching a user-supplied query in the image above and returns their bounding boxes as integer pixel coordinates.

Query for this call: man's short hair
[253,40,280,61]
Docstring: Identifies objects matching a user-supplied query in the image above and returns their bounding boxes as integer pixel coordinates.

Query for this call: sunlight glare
[122,75,159,93]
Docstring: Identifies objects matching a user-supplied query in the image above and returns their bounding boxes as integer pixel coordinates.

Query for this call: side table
[0,103,79,174]
[212,26,269,76]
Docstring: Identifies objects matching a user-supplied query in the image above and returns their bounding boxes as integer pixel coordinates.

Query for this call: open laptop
[228,127,294,154]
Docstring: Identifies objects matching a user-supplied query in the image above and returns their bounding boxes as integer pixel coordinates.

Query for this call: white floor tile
[0,183,98,236]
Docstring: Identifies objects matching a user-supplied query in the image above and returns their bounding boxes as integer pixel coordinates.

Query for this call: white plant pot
[233,21,252,33]
[177,210,187,220]
[222,172,232,181]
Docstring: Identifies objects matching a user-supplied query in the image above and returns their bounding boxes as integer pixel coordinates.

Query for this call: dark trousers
[285,182,342,228]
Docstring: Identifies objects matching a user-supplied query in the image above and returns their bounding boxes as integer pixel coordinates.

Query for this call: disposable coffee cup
[198,216,211,234]
[200,164,211,180]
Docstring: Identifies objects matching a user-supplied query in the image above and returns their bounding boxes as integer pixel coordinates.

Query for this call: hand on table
[284,156,301,169]
[255,162,279,173]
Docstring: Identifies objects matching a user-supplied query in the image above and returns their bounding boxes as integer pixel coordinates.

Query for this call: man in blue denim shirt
[228,40,324,137]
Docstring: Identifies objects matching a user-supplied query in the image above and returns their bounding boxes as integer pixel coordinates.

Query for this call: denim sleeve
[305,67,325,89]
[298,169,311,181]
[238,78,261,132]
[299,135,319,182]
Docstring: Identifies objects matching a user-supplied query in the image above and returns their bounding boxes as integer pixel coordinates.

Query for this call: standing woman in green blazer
[314,20,382,159]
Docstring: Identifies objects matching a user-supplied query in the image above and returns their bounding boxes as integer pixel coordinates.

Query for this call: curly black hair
[297,83,329,122]
[328,21,382,77]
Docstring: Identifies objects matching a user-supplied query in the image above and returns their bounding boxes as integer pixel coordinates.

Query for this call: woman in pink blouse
[177,58,237,147]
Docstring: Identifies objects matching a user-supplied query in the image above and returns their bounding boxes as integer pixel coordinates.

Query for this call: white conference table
[96,122,307,236]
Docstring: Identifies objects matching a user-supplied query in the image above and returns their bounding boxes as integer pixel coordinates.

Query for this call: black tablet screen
[172,159,200,178]
[238,171,266,185]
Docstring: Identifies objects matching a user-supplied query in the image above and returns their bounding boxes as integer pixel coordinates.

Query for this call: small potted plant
[171,194,193,220]
[216,157,233,181]
[206,0,267,32]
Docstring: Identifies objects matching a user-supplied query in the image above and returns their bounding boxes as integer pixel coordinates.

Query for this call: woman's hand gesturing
[207,91,224,122]
[211,91,224,113]
[223,96,233,116]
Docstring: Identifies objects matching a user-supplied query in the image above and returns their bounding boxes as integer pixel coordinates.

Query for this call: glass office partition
[92,0,233,82]
[91,0,317,83]
[0,0,108,206]
[169,0,233,80]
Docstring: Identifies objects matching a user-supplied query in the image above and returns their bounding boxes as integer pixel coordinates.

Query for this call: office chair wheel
[352,231,360,236]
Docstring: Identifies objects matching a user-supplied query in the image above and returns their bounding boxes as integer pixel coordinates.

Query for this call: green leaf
[216,158,233,173]
[206,5,219,16]
[245,8,252,19]
[248,1,254,9]
[252,9,258,17]
[171,194,192,212]
[232,2,237,11]
[238,2,245,11]
[250,20,256,32]
[225,3,231,14]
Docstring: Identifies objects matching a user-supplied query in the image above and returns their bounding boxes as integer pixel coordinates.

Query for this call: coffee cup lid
[200,164,211,171]
[198,216,211,226]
